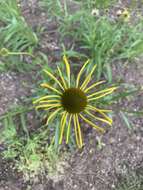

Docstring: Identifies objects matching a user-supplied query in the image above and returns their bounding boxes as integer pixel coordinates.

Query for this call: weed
[0,0,39,72]
[60,14,143,81]
[0,0,38,51]
[40,0,65,20]
[116,170,143,190]
[0,106,64,180]
[40,0,143,82]
[75,0,117,9]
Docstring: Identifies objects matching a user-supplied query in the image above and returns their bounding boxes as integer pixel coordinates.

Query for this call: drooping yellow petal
[43,106,61,111]
[75,114,83,148]
[84,80,106,93]
[87,105,112,124]
[36,103,61,110]
[87,87,117,99]
[44,69,65,91]
[79,114,105,133]
[73,114,80,148]
[57,66,67,89]
[95,109,112,113]
[39,99,61,104]
[46,108,62,125]
[85,110,112,126]
[88,91,115,101]
[63,55,70,87]
[40,83,62,95]
[80,64,97,91]
[59,112,68,144]
[66,114,72,144]
[76,59,90,88]
[33,95,61,104]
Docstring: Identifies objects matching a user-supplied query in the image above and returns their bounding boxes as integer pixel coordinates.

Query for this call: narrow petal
[41,83,62,95]
[87,105,112,124]
[73,115,80,148]
[66,114,72,144]
[85,110,112,126]
[80,64,97,91]
[84,80,106,93]
[76,59,90,88]
[87,87,117,99]
[36,103,61,110]
[79,114,105,133]
[46,108,62,125]
[76,114,83,148]
[44,69,65,91]
[39,99,61,103]
[33,95,61,104]
[63,55,70,87]
[59,112,68,144]
[88,91,116,101]
[43,104,62,111]
[57,66,67,89]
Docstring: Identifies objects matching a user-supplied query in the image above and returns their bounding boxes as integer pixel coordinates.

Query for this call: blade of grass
[120,111,133,130]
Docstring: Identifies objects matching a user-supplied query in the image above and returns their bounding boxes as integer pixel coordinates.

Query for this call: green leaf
[120,111,133,130]
[20,113,29,138]
[54,119,60,149]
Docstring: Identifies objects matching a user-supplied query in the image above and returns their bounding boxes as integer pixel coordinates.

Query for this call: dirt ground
[0,0,143,190]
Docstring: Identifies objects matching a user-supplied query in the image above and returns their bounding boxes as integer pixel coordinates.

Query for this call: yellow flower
[122,9,130,21]
[33,56,117,148]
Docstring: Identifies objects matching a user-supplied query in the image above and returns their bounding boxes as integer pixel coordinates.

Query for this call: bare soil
[0,1,143,190]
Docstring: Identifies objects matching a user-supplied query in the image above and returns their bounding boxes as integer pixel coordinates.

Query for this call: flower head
[116,8,130,22]
[91,8,99,17]
[122,9,130,21]
[116,9,122,17]
[34,56,117,148]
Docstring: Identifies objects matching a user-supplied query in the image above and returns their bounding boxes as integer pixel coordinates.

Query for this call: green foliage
[100,83,142,130]
[0,0,38,51]
[0,50,49,73]
[0,0,21,21]
[120,111,133,130]
[40,0,143,82]
[0,0,39,72]
[0,0,143,179]
[60,14,143,81]
[75,0,117,9]
[0,108,64,179]
[40,0,65,19]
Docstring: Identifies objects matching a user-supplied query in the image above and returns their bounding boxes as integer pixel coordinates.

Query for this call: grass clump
[40,0,143,82]
[74,0,117,9]
[60,13,143,81]
[0,0,38,72]
[0,107,64,180]
[0,0,38,51]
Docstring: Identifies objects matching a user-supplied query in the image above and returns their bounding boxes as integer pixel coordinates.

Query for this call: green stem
[8,52,35,58]
[0,106,34,120]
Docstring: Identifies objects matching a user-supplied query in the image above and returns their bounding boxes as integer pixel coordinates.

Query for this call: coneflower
[33,56,117,148]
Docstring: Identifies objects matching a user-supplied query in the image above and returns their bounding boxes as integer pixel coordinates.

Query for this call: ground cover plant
[0,0,143,189]
[0,0,38,51]
[40,0,143,81]
[0,0,38,72]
